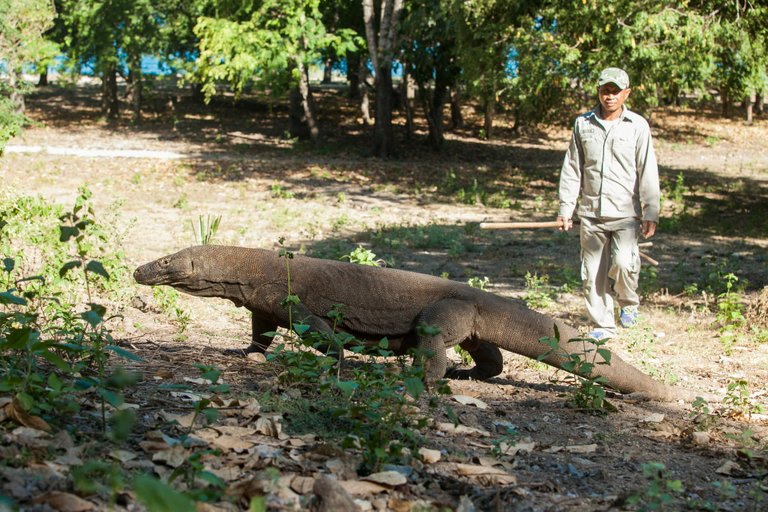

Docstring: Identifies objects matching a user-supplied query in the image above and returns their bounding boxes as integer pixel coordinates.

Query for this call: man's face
[598,83,631,117]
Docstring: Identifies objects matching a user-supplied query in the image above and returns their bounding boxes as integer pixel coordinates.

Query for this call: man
[556,67,660,340]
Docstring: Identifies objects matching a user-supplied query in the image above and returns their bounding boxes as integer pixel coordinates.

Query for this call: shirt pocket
[612,133,637,171]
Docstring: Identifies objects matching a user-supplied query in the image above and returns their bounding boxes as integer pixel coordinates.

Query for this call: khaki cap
[598,67,630,90]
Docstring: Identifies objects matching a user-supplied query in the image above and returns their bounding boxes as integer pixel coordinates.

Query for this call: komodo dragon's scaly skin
[134,245,695,401]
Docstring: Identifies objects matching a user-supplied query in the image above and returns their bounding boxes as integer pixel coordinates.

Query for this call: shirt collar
[587,105,630,123]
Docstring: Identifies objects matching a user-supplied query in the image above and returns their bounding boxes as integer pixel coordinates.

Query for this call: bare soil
[1,84,767,511]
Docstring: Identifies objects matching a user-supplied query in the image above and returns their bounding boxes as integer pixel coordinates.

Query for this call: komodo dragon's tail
[484,300,705,402]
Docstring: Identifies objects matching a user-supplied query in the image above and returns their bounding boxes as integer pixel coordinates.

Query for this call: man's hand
[642,220,657,238]
[557,216,573,231]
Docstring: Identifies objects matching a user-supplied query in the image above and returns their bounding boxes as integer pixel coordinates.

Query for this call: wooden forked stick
[479,219,659,266]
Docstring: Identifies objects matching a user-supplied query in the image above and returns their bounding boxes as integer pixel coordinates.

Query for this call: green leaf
[133,474,196,512]
[59,260,82,278]
[98,388,124,408]
[5,327,35,349]
[197,470,226,488]
[249,496,267,512]
[40,349,72,372]
[0,290,26,306]
[16,392,35,411]
[2,258,14,272]
[59,225,79,242]
[596,348,612,364]
[85,260,110,280]
[336,380,359,395]
[200,408,219,425]
[106,345,143,361]
[403,377,425,399]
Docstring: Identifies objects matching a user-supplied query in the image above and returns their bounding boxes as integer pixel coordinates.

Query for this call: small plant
[628,462,684,510]
[270,182,294,199]
[0,189,141,437]
[716,273,745,354]
[467,276,489,291]
[191,214,221,245]
[343,246,382,266]
[660,172,688,232]
[722,378,765,420]
[169,449,228,503]
[173,193,189,209]
[524,272,557,310]
[491,426,520,458]
[538,328,613,411]
[152,286,190,333]
[71,460,126,506]
[689,397,719,431]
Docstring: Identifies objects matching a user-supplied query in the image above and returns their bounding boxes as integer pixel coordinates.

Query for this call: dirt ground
[1,84,767,511]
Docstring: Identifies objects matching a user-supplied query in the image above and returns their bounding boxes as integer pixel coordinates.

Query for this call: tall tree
[400,0,461,149]
[363,0,404,157]
[446,0,537,138]
[195,0,360,142]
[0,0,56,152]
[0,0,57,114]
[60,0,159,120]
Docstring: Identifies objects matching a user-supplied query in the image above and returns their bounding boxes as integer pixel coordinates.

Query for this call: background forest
[2,0,767,155]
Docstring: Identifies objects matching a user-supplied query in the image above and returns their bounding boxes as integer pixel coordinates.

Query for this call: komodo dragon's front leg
[415,298,495,382]
[245,314,279,354]
[245,302,341,356]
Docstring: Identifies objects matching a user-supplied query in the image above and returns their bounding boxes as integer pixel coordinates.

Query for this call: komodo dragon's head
[134,247,198,287]
[135,246,261,306]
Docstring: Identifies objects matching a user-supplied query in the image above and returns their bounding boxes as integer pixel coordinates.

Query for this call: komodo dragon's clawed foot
[444,367,495,381]
[223,342,270,358]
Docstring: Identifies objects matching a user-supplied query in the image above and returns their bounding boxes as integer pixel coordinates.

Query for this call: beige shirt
[558,106,660,222]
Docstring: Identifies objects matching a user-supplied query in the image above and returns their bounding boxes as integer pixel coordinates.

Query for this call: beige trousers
[580,217,641,335]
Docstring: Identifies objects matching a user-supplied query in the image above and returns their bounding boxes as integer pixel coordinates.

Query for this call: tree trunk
[102,62,119,119]
[373,62,395,156]
[128,60,143,123]
[298,62,319,143]
[425,72,449,150]
[289,87,308,139]
[191,83,205,103]
[363,0,404,158]
[721,87,730,117]
[347,52,361,99]
[323,58,333,84]
[359,58,373,126]
[483,97,495,140]
[402,66,416,138]
[37,70,48,87]
[8,69,25,114]
[756,90,764,116]
[745,93,755,124]
[449,87,463,130]
[289,64,319,142]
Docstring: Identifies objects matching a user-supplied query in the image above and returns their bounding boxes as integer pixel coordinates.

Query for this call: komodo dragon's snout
[134,252,194,286]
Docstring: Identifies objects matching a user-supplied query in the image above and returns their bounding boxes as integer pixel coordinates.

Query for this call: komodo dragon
[134,245,697,401]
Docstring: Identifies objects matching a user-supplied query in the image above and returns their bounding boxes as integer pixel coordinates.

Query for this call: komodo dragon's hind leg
[416,299,477,382]
[445,340,504,381]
